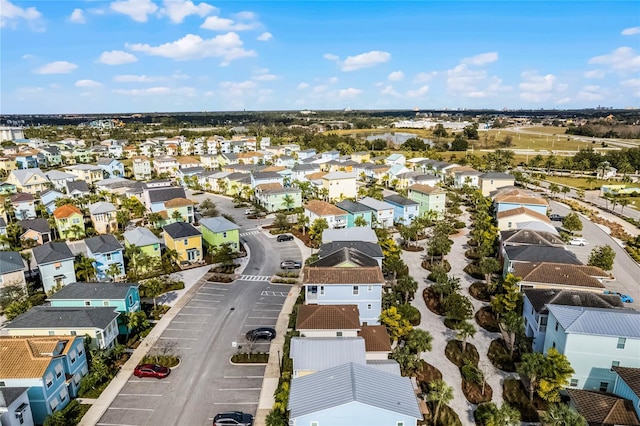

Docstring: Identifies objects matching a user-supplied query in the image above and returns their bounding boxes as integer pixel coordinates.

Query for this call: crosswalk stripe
[238,275,271,282]
[260,291,289,297]
[240,230,260,237]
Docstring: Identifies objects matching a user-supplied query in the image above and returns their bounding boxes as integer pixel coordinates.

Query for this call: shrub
[140,355,180,367]
[453,220,466,229]
[463,263,485,279]
[397,303,421,326]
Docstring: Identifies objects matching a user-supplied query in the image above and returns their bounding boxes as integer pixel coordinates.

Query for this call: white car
[568,237,588,246]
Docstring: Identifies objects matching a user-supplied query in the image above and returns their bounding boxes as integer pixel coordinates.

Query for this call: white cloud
[414,72,436,82]
[519,71,562,102]
[461,52,498,66]
[447,64,487,93]
[622,27,640,36]
[34,61,78,74]
[97,50,138,65]
[127,33,256,65]
[160,0,216,23]
[234,11,256,21]
[406,85,430,98]
[380,85,400,97]
[69,9,86,23]
[49,83,62,89]
[201,14,259,31]
[17,86,43,94]
[75,79,102,88]
[584,69,606,79]
[340,50,391,71]
[1,0,43,30]
[113,86,196,96]
[257,32,272,41]
[110,0,158,22]
[588,47,640,72]
[621,78,640,88]
[324,53,339,61]
[113,74,161,83]
[21,54,34,60]
[254,73,278,81]
[338,88,362,98]
[576,85,604,101]
[387,71,404,82]
[329,77,338,84]
[297,82,309,90]
[555,97,571,104]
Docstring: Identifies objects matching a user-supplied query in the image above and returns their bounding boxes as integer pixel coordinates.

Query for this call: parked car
[605,290,634,303]
[568,237,588,246]
[280,260,302,269]
[213,411,253,426]
[549,214,563,221]
[133,364,171,379]
[246,327,277,341]
[276,234,294,242]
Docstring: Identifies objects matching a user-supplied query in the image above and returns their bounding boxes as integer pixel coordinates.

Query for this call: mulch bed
[402,244,425,252]
[423,287,445,316]
[463,263,484,280]
[445,339,480,368]
[461,377,493,404]
[422,259,451,272]
[488,339,518,372]
[475,306,500,333]
[416,361,443,392]
[469,281,491,302]
[503,378,546,422]
[208,275,234,283]
[443,318,461,330]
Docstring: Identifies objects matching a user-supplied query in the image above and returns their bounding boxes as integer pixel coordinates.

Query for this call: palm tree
[476,402,521,426]
[75,254,97,281]
[456,321,477,353]
[161,248,180,272]
[296,212,309,235]
[69,224,84,240]
[143,278,164,310]
[147,212,163,229]
[20,251,33,274]
[170,210,184,223]
[282,194,294,211]
[541,403,586,426]
[585,176,596,190]
[106,263,123,281]
[426,379,453,424]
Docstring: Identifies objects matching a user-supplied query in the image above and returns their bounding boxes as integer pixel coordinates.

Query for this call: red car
[133,364,171,379]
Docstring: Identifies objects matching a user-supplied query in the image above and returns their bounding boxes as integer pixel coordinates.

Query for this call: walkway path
[403,208,518,425]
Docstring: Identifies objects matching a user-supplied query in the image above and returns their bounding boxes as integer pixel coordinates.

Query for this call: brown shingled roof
[408,183,444,194]
[53,204,82,219]
[513,262,607,289]
[358,325,392,352]
[256,182,283,191]
[568,388,640,426]
[164,197,195,207]
[306,171,327,181]
[296,305,360,330]
[0,336,76,379]
[496,206,551,223]
[494,191,549,206]
[303,266,384,285]
[614,367,640,398]
[304,200,347,217]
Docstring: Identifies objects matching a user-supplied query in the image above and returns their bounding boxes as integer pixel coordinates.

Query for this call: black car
[246,327,276,341]
[213,411,253,426]
[276,234,294,242]
[549,214,563,221]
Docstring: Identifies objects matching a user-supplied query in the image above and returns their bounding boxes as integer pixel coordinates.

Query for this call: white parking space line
[201,286,229,290]
[253,309,282,312]
[182,306,218,310]
[223,375,264,379]
[119,393,163,397]
[159,336,197,340]
[212,402,258,405]
[164,328,201,331]
[190,298,221,302]
[260,291,288,296]
[177,313,212,316]
[218,387,261,391]
[248,316,279,319]
[171,321,206,324]
[107,408,154,412]
[127,380,171,384]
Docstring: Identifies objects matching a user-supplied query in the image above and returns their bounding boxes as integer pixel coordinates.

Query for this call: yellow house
[5,168,50,194]
[53,204,85,239]
[64,165,104,185]
[351,151,371,163]
[0,157,17,175]
[162,221,203,264]
[321,171,357,201]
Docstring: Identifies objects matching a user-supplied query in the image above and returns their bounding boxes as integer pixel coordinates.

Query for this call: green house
[254,185,302,212]
[123,227,162,271]
[407,183,446,218]
[199,217,241,252]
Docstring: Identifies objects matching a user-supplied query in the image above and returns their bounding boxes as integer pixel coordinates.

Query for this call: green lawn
[545,175,610,190]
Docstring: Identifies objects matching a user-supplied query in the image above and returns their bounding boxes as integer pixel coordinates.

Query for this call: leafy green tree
[518,352,547,402]
[390,345,422,376]
[461,359,485,394]
[479,257,501,287]
[380,306,412,342]
[210,243,235,267]
[500,311,524,357]
[456,321,477,352]
[431,275,460,304]
[199,198,219,217]
[562,212,583,234]
[75,254,97,282]
[106,263,123,281]
[394,275,418,304]
[444,292,473,323]
[296,212,309,235]
[426,222,453,264]
[273,212,289,231]
[282,194,295,211]
[147,212,163,228]
[404,328,433,354]
[548,183,560,197]
[540,404,586,426]
[538,348,574,402]
[475,402,520,426]
[451,134,468,151]
[490,274,521,318]
[426,379,454,424]
[142,278,165,310]
[353,215,368,227]
[308,218,329,248]
[124,310,149,340]
[587,245,616,271]
[170,209,184,223]
[116,210,130,230]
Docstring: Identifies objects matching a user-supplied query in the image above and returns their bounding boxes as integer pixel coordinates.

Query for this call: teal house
[199,216,241,253]
[47,281,141,334]
[407,183,446,218]
[336,200,373,227]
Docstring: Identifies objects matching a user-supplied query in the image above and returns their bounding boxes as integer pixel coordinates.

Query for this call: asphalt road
[97,192,303,426]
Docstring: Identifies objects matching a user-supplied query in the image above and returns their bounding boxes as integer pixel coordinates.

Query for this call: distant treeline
[565,123,640,139]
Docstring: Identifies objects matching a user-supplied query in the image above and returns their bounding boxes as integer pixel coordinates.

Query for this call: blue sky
[1,0,639,114]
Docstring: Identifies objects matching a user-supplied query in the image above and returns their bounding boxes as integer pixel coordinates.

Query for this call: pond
[363,132,433,146]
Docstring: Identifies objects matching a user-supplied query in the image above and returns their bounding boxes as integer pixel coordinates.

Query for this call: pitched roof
[0,336,78,379]
[256,182,282,191]
[164,197,195,208]
[288,362,421,419]
[336,199,372,213]
[303,266,384,285]
[318,241,384,259]
[322,171,357,180]
[321,227,378,243]
[148,187,186,203]
[500,229,565,246]
[0,387,29,407]
[47,282,138,301]
[613,367,640,398]
[0,251,25,274]
[513,262,608,289]
[290,337,366,372]
[10,192,34,203]
[524,289,623,314]
[53,203,82,219]
[384,194,419,206]
[6,306,119,330]
[357,196,394,211]
[504,245,582,265]
[480,172,514,180]
[304,200,347,217]
[199,216,239,233]
[45,170,76,181]
[123,227,160,247]
[9,168,47,185]
[88,201,117,215]
[358,325,392,352]
[66,180,90,193]
[547,304,640,338]
[306,171,327,181]
[496,206,551,223]
[567,389,640,426]
[310,247,379,267]
[296,304,360,330]
[408,183,444,194]
[33,242,74,264]
[19,218,51,235]
[494,189,549,206]
[85,234,123,254]
[163,221,201,239]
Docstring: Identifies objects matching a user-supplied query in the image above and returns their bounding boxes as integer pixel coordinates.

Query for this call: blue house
[613,367,640,420]
[493,188,549,216]
[336,200,373,228]
[32,242,77,293]
[40,189,65,215]
[47,281,141,334]
[96,158,125,178]
[84,235,125,281]
[10,193,36,221]
[384,194,419,225]
[0,336,88,425]
[14,152,38,169]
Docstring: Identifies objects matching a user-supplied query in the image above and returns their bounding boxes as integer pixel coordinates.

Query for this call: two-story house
[479,172,515,196]
[543,305,640,393]
[501,245,582,277]
[123,227,162,271]
[163,222,203,264]
[336,200,373,228]
[384,194,419,225]
[356,197,395,228]
[153,156,179,177]
[304,200,348,230]
[160,198,196,225]
[85,235,125,281]
[0,251,26,291]
[53,204,85,240]
[0,336,88,425]
[64,165,103,185]
[0,387,33,426]
[48,282,141,334]
[322,172,357,201]
[295,304,361,338]
[407,183,446,218]
[65,180,90,199]
[493,188,549,216]
[88,202,118,234]
[33,242,76,293]
[40,189,65,215]
[10,193,36,220]
[613,367,640,420]
[19,218,52,246]
[5,169,49,194]
[96,158,124,178]
[513,262,610,293]
[199,217,240,253]
[254,184,302,212]
[132,156,152,181]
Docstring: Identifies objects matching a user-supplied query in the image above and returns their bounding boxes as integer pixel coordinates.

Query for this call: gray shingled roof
[47,282,138,301]
[357,196,394,211]
[148,187,186,203]
[288,362,421,419]
[199,217,239,234]
[163,222,201,239]
[33,242,74,264]
[85,234,124,254]
[9,168,47,185]
[322,227,378,243]
[88,201,117,215]
[547,304,640,338]
[500,229,565,246]
[336,200,373,213]
[310,247,378,268]
[66,180,90,193]
[6,306,119,330]
[524,289,623,314]
[290,337,366,372]
[384,194,419,207]
[0,387,29,407]
[318,241,383,260]
[505,245,582,265]
[123,227,160,247]
[19,218,51,234]
[0,251,25,275]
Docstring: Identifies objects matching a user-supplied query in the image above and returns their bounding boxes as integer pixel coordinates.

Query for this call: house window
[72,218,80,224]
[78,347,84,357]
[617,337,626,349]
[70,350,77,364]
[54,363,63,379]
[223,232,227,238]
[45,373,54,388]
[367,285,373,292]
[336,332,342,337]
[183,239,189,245]
[55,262,62,270]
[570,379,578,387]
[611,361,620,371]
[599,382,609,392]
[367,304,372,310]
[311,422,319,426]
[555,320,559,331]
[105,253,112,261]
[397,423,405,426]
[319,286,324,296]
[352,286,359,295]
[103,301,110,306]
[48,331,55,336]
[59,388,68,403]
[84,301,90,306]
[70,331,77,336]
[552,342,556,349]
[50,397,59,412]
[128,295,133,305]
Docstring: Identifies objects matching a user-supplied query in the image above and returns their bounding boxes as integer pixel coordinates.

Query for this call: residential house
[3,306,119,351]
[85,235,125,281]
[0,336,88,425]
[384,194,420,225]
[159,198,195,226]
[152,156,179,177]
[237,152,264,165]
[132,156,152,181]
[19,218,52,246]
[502,245,582,277]
[493,188,549,215]
[496,206,553,231]
[304,200,348,230]
[288,363,422,426]
[254,184,302,212]
[144,186,186,211]
[358,325,393,361]
[39,146,62,167]
[567,388,640,426]
[318,242,384,268]
[395,172,440,190]
[303,266,384,325]
[336,200,373,227]
[14,151,38,170]
[0,387,34,426]
[10,193,36,220]
[385,153,406,166]
[88,202,118,234]
[123,227,162,270]
[291,164,320,182]
[513,262,610,293]
[407,183,446,218]
[357,197,395,228]
[321,227,378,243]
[522,289,624,352]
[297,149,316,161]
[0,181,17,195]
[251,171,283,188]
[40,189,64,214]
[613,367,640,420]
[96,158,124,178]
[53,204,84,240]
[0,157,18,177]
[350,151,370,163]
[65,180,90,199]
[199,216,240,253]
[199,154,218,170]
[295,304,361,338]
[163,222,203,264]
[322,171,357,201]
[454,170,483,189]
[543,305,640,392]
[479,172,515,196]
[64,165,103,185]
[48,282,141,334]
[500,228,565,248]
[176,157,202,170]
[0,251,26,290]
[5,169,49,194]
[290,337,366,378]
